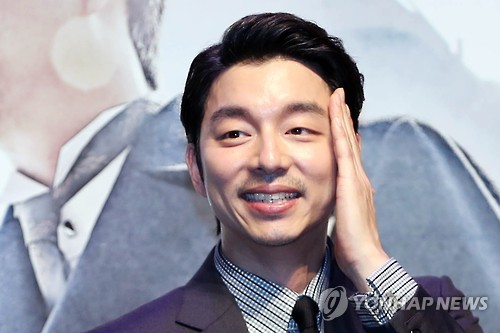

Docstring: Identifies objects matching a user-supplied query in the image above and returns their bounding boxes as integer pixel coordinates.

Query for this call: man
[88,13,482,333]
[0,1,214,332]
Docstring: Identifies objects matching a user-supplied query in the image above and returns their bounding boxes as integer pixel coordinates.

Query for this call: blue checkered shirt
[214,241,417,332]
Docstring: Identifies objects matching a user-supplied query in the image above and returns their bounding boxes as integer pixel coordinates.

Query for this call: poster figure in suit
[0,1,215,332]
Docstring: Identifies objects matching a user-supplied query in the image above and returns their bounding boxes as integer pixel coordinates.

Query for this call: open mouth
[242,192,301,204]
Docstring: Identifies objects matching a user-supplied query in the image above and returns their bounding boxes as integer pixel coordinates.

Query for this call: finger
[336,89,361,176]
[356,133,362,152]
[334,90,373,192]
[337,90,362,167]
[330,89,357,179]
[343,104,363,167]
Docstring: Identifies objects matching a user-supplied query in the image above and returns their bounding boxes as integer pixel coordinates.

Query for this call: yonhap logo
[320,286,349,320]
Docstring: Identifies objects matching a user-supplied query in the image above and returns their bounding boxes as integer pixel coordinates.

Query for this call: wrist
[346,250,390,292]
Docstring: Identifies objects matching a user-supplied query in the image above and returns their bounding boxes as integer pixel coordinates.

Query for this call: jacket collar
[175,248,248,332]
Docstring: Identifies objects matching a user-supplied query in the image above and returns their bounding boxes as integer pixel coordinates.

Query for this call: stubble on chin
[250,229,300,248]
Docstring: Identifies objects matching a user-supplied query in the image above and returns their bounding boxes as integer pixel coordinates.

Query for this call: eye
[220,130,247,140]
[286,127,310,135]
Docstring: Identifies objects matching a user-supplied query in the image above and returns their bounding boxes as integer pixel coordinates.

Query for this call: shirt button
[63,220,77,237]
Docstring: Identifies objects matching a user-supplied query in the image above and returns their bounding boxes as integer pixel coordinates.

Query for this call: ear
[185,144,207,197]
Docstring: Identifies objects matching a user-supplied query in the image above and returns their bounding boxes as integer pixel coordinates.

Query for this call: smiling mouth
[242,192,301,204]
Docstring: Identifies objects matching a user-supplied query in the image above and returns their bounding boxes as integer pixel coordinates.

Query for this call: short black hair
[181,12,364,165]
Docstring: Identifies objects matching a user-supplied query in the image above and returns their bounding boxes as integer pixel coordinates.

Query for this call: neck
[0,64,148,186]
[221,228,328,293]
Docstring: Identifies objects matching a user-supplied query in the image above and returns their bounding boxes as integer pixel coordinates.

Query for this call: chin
[251,232,299,247]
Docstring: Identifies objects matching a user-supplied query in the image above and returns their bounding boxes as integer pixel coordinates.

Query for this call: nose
[252,132,291,178]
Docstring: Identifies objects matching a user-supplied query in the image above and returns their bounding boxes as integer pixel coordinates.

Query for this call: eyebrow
[284,102,327,117]
[209,106,250,125]
[208,102,327,125]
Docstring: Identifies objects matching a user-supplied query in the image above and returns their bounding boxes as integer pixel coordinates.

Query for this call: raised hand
[329,88,390,292]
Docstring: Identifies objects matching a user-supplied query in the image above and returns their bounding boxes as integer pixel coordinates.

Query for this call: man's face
[187,58,337,250]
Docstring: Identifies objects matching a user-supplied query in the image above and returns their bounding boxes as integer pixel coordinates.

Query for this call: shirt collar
[214,241,330,332]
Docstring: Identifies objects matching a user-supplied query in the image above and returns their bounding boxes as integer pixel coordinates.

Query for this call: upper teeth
[244,192,299,203]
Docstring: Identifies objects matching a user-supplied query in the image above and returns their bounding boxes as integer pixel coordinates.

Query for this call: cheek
[295,142,336,182]
[201,146,246,191]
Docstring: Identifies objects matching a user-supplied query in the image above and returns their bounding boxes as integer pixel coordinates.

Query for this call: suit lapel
[175,249,248,332]
[0,207,47,333]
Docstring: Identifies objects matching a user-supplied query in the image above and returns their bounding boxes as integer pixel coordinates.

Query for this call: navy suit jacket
[87,246,483,333]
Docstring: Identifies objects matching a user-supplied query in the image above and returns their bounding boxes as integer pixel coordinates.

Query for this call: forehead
[204,58,331,121]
